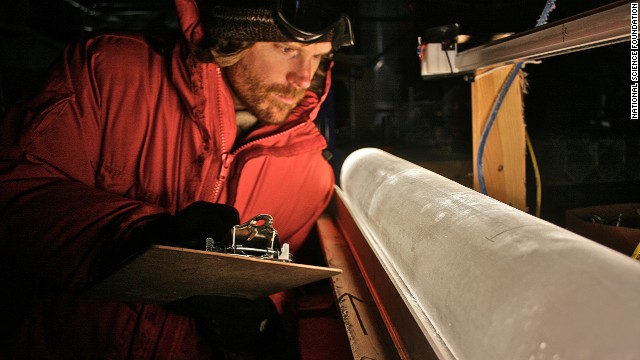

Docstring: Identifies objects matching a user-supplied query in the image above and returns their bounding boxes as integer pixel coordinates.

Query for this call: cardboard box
[566,203,640,256]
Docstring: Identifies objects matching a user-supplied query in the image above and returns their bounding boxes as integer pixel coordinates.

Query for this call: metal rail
[456,0,632,72]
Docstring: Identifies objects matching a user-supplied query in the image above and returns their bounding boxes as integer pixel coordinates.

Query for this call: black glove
[91,202,239,286]
[146,201,240,249]
[169,295,285,356]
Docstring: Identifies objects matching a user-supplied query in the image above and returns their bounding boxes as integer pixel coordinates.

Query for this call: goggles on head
[271,0,354,49]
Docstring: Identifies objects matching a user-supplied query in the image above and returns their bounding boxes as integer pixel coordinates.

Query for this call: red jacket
[0,0,334,358]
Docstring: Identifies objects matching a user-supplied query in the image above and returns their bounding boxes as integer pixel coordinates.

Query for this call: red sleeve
[0,39,168,291]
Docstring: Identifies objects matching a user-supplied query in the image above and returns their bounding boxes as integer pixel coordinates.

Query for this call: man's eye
[280,46,295,54]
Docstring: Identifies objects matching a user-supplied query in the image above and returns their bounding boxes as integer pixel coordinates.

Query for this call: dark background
[1,0,637,227]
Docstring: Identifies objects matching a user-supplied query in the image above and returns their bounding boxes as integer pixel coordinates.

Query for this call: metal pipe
[456,0,631,72]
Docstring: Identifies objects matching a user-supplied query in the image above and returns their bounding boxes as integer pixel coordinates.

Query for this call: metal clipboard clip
[206,214,294,262]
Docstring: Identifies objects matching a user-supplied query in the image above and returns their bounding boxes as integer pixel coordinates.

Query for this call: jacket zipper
[208,67,229,202]
[210,151,232,201]
[209,122,309,202]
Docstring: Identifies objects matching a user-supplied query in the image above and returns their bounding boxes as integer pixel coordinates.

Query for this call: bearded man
[0,0,354,358]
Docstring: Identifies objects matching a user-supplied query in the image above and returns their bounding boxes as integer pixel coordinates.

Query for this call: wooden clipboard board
[86,245,342,303]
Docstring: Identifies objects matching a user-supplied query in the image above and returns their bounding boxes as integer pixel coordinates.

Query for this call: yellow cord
[632,243,640,260]
[526,130,542,217]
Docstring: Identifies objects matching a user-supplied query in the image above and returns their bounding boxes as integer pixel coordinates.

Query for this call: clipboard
[86,245,342,303]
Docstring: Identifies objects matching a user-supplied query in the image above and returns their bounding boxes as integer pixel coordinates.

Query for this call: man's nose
[287,59,313,89]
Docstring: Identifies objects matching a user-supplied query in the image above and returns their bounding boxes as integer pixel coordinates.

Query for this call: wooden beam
[316,214,401,360]
[471,65,527,210]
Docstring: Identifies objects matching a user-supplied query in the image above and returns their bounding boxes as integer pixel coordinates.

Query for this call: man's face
[225,41,333,125]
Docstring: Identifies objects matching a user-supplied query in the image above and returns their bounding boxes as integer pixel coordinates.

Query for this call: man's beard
[225,60,307,125]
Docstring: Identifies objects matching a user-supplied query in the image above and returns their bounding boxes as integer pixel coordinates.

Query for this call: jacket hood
[174,0,203,45]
